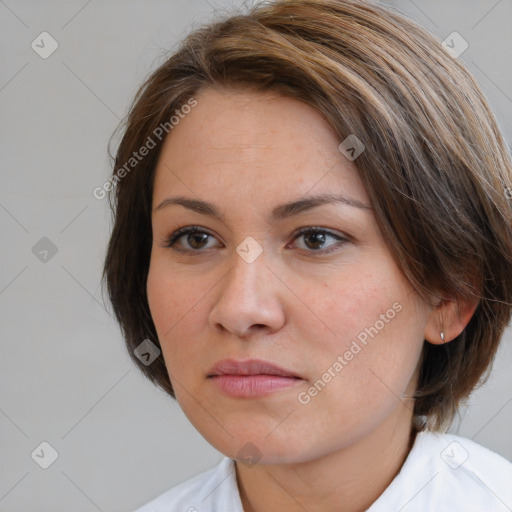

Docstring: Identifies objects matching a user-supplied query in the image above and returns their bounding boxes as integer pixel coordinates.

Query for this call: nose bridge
[209,241,285,336]
[223,241,269,305]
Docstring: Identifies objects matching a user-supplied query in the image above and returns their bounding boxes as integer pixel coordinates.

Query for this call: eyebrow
[153,193,371,222]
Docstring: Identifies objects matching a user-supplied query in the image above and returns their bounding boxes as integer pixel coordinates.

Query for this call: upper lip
[207,358,301,378]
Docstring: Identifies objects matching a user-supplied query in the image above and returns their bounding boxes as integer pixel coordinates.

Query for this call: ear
[424,295,479,344]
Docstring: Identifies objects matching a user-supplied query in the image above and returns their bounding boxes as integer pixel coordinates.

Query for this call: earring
[440,331,445,342]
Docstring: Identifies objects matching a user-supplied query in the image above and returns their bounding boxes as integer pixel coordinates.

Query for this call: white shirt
[134,431,512,511]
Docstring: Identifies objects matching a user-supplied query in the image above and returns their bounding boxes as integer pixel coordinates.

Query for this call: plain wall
[0,0,510,510]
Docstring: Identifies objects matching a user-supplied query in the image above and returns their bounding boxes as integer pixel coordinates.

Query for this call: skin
[147,87,477,512]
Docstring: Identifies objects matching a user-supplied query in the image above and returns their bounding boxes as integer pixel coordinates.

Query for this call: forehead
[152,87,369,210]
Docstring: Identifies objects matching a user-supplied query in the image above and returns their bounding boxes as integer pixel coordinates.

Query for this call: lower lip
[209,375,302,398]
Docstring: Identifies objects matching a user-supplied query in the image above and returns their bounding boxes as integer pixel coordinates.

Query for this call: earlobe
[424,296,479,345]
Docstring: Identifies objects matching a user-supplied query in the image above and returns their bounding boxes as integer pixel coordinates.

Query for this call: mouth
[207,358,303,398]
[207,358,301,378]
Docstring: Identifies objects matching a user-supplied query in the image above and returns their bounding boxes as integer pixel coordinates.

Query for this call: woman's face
[147,87,431,464]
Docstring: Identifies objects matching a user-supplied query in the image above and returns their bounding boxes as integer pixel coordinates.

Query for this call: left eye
[291,227,347,253]
[161,226,348,254]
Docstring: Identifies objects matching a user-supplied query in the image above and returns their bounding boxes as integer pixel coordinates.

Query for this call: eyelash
[160,225,349,255]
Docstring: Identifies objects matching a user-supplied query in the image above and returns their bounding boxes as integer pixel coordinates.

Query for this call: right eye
[161,226,221,253]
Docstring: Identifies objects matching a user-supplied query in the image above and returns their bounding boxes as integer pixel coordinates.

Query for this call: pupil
[305,232,325,249]
[189,233,208,248]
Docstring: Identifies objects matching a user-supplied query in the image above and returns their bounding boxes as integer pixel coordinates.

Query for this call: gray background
[0,0,511,510]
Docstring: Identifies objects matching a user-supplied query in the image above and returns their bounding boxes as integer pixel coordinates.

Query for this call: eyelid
[291,226,350,242]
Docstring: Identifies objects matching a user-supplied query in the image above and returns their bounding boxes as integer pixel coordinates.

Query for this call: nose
[208,246,286,339]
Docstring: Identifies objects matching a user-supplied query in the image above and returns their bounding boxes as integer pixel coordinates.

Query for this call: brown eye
[162,226,219,252]
[186,232,210,249]
[291,227,348,254]
[303,231,328,250]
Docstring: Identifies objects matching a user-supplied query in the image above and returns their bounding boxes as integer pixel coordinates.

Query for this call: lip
[207,358,303,398]
[208,358,301,378]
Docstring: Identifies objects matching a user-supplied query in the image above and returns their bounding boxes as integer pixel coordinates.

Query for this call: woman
[102,0,512,510]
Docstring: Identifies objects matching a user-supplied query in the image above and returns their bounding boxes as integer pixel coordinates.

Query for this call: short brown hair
[102,0,512,432]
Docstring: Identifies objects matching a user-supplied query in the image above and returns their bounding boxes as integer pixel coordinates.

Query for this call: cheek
[147,260,173,338]
[300,260,403,351]
[147,258,197,360]
[299,258,426,407]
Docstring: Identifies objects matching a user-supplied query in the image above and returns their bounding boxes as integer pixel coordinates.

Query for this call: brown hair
[102,0,512,432]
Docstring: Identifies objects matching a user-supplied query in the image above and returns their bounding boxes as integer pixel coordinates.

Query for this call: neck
[235,411,418,512]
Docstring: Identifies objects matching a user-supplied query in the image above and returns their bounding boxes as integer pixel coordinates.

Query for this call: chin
[204,425,319,466]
